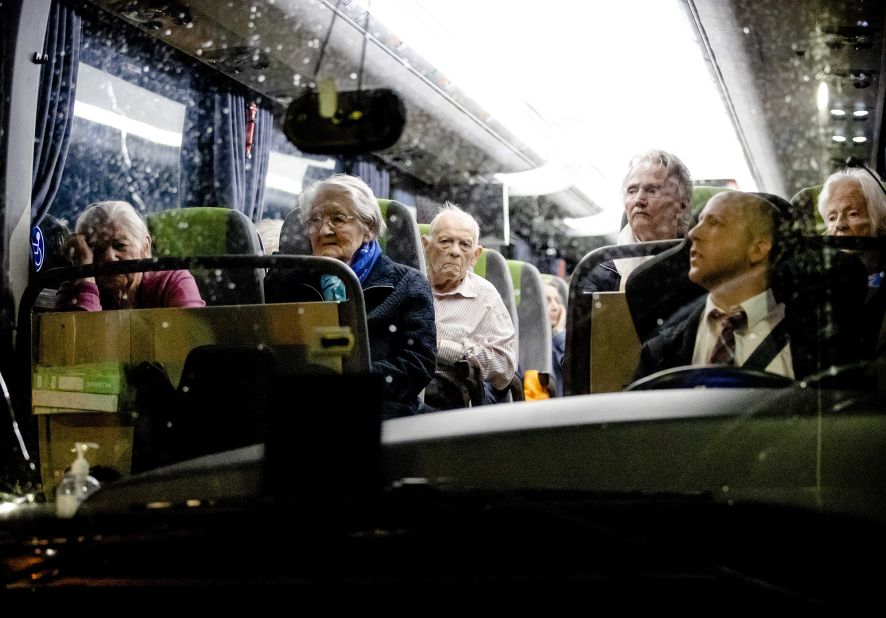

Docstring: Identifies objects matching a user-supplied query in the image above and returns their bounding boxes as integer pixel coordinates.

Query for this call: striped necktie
[708,308,748,365]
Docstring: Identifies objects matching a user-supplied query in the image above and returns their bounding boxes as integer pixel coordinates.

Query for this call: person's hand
[64,234,96,284]
[553,302,567,333]
[65,234,93,266]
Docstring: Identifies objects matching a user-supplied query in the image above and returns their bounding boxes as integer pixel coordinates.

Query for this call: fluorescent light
[494,163,572,196]
[563,211,621,239]
[852,136,868,143]
[265,151,336,195]
[74,100,182,147]
[817,82,829,111]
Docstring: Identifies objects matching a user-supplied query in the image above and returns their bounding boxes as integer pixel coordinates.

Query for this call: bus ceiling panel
[88,0,543,185]
[691,0,886,195]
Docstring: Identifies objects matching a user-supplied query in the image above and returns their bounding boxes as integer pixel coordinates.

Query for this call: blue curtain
[338,156,390,198]
[180,86,272,222]
[31,1,81,225]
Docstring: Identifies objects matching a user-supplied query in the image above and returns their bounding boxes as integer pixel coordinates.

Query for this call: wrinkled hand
[65,234,93,266]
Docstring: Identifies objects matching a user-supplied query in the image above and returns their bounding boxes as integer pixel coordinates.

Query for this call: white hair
[76,200,150,250]
[818,168,886,235]
[298,174,386,238]
[427,202,480,244]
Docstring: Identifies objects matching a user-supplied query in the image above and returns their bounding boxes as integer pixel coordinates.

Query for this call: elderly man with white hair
[421,203,517,409]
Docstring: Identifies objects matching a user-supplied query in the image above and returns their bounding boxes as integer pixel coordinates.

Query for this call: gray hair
[298,174,386,238]
[76,200,150,250]
[623,148,693,234]
[818,168,886,235]
[427,202,480,244]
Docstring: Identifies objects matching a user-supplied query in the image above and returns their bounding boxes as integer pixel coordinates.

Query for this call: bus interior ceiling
[691,0,886,193]
[31,0,886,267]
[89,0,566,202]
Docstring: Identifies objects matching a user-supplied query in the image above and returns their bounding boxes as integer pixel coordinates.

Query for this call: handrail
[17,255,372,394]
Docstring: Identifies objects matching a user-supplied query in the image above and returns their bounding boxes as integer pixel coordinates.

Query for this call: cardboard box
[38,412,135,495]
[34,302,347,490]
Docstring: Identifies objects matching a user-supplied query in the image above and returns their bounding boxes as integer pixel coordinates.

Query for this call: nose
[317,218,336,234]
[632,188,649,205]
[97,245,117,262]
[834,213,849,233]
[688,221,700,241]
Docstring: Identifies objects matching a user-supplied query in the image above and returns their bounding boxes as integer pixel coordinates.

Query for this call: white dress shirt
[692,289,794,378]
[432,271,518,390]
[613,224,653,291]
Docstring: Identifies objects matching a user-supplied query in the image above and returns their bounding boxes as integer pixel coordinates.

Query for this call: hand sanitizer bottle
[56,442,101,518]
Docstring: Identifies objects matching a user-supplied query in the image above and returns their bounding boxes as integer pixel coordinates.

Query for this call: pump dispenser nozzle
[70,442,98,477]
[56,442,101,518]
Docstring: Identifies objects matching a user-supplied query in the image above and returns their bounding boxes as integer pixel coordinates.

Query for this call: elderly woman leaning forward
[56,200,205,311]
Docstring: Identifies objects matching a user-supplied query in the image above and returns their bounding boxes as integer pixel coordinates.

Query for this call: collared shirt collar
[432,270,479,299]
[704,288,777,331]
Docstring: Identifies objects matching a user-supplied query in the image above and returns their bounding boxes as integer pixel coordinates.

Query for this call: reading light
[830,108,847,117]
[852,136,868,143]
[853,109,869,118]
[832,135,847,142]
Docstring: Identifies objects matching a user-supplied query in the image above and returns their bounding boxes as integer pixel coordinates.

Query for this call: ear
[142,235,152,258]
[421,235,430,252]
[470,244,483,266]
[747,235,772,266]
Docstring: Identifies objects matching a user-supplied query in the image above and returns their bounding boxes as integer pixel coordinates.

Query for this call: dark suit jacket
[633,294,824,383]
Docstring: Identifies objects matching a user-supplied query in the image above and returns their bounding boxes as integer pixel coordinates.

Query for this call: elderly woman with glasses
[265,174,436,419]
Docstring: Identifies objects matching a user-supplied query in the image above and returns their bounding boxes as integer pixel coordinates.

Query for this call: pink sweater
[55,269,206,311]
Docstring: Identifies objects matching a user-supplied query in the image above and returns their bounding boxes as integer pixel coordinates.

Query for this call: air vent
[822,26,877,51]
[201,47,271,74]
[110,0,193,30]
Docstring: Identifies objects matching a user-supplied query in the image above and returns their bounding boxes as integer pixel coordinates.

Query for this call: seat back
[790,184,826,234]
[564,240,681,396]
[508,259,552,374]
[147,207,264,305]
[280,199,426,272]
[474,248,519,343]
[625,239,705,343]
[378,199,425,272]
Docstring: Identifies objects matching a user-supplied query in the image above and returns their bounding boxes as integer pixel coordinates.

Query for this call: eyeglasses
[307,213,357,231]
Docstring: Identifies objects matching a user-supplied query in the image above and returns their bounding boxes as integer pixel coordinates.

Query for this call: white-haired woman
[265,174,437,419]
[819,168,886,286]
[56,200,205,310]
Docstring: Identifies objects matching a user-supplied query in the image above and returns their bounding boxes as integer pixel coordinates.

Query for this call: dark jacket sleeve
[583,260,621,293]
[632,299,704,384]
[368,267,437,417]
